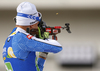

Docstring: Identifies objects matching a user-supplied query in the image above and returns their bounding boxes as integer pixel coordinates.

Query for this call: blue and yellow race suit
[2,27,62,71]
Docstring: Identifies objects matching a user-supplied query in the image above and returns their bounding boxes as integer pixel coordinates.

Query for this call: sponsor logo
[53,29,58,33]
[11,32,16,36]
[7,37,11,42]
[27,35,33,39]
[5,62,13,71]
[46,28,51,33]
[3,47,6,52]
[7,47,16,58]
[3,57,6,60]
[3,47,7,56]
[30,20,37,24]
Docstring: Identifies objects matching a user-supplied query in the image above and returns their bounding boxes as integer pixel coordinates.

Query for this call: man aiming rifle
[2,2,62,71]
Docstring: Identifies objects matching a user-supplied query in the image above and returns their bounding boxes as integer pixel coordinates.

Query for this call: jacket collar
[16,27,27,33]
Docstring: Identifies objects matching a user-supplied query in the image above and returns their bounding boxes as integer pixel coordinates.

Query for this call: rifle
[13,17,71,40]
[35,21,71,40]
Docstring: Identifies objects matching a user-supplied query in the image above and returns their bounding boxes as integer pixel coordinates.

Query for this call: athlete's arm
[37,52,48,71]
[12,32,62,53]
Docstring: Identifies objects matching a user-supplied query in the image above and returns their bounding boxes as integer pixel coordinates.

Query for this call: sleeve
[37,58,45,71]
[12,32,62,53]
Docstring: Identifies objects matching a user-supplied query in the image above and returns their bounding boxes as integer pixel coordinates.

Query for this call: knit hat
[16,2,42,26]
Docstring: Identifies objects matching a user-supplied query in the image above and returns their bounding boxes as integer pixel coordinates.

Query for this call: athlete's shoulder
[15,32,33,40]
[10,27,17,35]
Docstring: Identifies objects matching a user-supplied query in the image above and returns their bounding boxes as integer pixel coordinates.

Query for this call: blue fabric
[12,32,62,59]
[2,28,62,71]
[17,12,41,21]
[37,58,45,71]
[3,35,37,71]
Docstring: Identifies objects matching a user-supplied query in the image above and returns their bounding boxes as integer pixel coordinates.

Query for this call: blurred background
[0,0,100,71]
